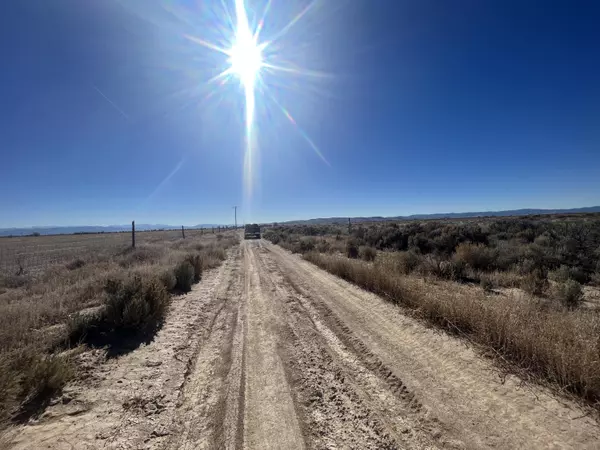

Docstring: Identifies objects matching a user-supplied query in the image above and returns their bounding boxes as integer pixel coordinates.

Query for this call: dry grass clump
[0,232,238,426]
[304,251,600,404]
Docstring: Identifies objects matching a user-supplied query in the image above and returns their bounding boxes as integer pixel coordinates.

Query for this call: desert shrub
[160,269,177,292]
[0,350,73,423]
[266,233,281,244]
[454,243,496,271]
[480,276,494,292]
[346,240,359,259]
[104,275,169,330]
[408,235,434,254]
[567,266,589,284]
[591,271,600,287]
[316,240,331,253]
[521,269,549,297]
[299,237,316,254]
[0,273,31,289]
[359,246,377,262]
[118,245,164,268]
[421,255,465,281]
[391,251,421,275]
[549,265,589,284]
[66,259,86,270]
[0,355,22,423]
[555,280,584,309]
[549,265,571,283]
[174,261,195,292]
[18,352,73,408]
[494,241,522,270]
[185,254,203,282]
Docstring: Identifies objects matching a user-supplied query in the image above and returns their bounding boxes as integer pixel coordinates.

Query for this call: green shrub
[174,261,195,292]
[104,275,169,329]
[555,280,584,309]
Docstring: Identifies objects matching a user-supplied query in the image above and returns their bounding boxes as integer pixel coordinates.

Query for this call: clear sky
[1,0,599,227]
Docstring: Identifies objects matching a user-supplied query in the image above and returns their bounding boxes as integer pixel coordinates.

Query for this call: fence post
[132,221,136,248]
[348,218,351,234]
[181,225,185,239]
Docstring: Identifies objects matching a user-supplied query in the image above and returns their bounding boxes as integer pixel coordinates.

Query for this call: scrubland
[264,214,600,405]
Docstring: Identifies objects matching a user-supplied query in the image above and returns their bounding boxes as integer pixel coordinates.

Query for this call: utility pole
[233,206,238,229]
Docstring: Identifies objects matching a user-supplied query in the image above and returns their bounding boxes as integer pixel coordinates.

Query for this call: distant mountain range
[279,206,600,226]
[0,224,226,237]
[2,206,599,236]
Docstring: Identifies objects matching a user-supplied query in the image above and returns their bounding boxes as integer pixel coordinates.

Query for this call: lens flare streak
[183,0,331,218]
[266,90,330,166]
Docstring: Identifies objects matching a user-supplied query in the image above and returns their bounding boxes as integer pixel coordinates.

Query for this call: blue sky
[1,0,599,227]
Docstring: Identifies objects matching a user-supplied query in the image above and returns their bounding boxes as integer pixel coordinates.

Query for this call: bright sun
[228,27,263,88]
[184,0,330,200]
[227,0,263,89]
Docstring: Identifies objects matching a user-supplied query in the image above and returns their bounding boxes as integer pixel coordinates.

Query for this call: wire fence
[0,227,224,276]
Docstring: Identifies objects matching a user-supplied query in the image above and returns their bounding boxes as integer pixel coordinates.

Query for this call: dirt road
[6,240,600,449]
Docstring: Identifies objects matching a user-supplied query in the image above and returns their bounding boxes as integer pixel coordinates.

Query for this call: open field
[4,239,599,449]
[0,228,216,276]
[0,229,238,426]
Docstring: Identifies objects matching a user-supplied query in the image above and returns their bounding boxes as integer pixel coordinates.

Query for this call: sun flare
[183,0,329,220]
[228,21,263,89]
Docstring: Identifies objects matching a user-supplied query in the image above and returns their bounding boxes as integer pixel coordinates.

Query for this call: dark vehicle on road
[244,224,261,239]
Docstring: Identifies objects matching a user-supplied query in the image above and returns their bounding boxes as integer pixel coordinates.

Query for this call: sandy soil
[4,240,600,449]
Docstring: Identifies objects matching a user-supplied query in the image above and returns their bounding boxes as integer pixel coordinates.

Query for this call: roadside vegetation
[264,214,600,405]
[0,233,237,426]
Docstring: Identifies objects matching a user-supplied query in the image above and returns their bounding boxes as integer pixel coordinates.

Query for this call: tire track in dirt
[252,242,444,449]
[238,241,306,449]
[165,247,243,449]
[267,242,600,449]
